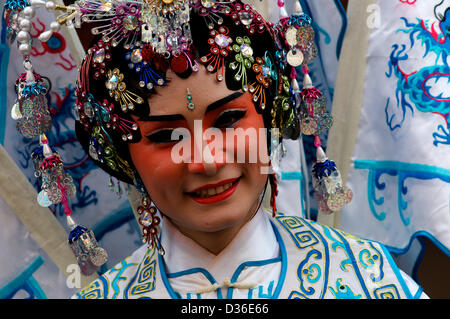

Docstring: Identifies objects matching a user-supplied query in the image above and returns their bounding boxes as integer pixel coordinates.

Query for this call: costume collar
[160,205,280,283]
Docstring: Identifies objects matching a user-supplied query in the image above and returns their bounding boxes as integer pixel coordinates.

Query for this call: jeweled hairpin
[105,68,144,112]
[88,2,142,49]
[89,40,112,80]
[170,47,200,74]
[229,2,265,35]
[190,0,232,29]
[125,44,166,90]
[80,94,139,141]
[146,0,188,13]
[230,36,254,91]
[140,0,192,58]
[200,26,233,81]
[249,52,278,110]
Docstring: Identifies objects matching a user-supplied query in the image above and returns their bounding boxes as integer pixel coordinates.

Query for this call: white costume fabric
[74,207,427,299]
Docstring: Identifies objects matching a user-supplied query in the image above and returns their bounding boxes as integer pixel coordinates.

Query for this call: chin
[189,201,254,233]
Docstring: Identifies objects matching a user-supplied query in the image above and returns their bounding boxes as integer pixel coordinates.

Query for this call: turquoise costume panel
[74,212,420,299]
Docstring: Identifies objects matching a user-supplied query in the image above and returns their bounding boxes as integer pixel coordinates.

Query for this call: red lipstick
[187,177,240,205]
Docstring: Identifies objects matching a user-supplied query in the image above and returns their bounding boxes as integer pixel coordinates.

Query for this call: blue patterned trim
[158,254,224,299]
[0,256,46,299]
[158,252,183,299]
[379,244,414,299]
[167,267,223,299]
[354,160,450,265]
[300,219,330,299]
[226,257,281,299]
[413,286,423,299]
[271,219,288,299]
[98,275,109,298]
[329,228,372,299]
[158,218,287,300]
[355,160,450,226]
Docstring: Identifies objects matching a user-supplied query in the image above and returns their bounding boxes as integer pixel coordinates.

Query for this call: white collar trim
[160,205,279,283]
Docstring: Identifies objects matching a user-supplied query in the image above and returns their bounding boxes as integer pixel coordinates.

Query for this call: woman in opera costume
[62,0,427,299]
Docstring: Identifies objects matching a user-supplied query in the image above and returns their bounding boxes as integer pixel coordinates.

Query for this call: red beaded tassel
[269,173,279,217]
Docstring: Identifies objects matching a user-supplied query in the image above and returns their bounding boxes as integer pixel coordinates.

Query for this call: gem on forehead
[214,34,230,47]
[240,44,253,57]
[201,0,216,8]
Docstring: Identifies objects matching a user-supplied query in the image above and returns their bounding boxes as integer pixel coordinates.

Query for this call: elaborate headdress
[4,0,352,274]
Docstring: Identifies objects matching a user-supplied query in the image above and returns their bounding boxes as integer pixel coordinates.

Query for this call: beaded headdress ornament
[4,0,353,267]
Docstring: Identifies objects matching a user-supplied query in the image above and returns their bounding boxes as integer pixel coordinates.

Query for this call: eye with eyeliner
[213,109,247,129]
[146,128,183,144]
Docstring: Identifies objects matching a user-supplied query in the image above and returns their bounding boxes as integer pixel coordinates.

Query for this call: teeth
[194,182,234,198]
[216,186,224,193]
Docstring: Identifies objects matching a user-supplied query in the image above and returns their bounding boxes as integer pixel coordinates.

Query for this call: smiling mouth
[186,177,241,204]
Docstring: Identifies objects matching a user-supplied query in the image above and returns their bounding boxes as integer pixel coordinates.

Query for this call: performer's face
[129,68,269,251]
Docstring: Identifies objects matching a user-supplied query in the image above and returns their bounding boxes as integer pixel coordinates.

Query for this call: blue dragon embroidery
[385,5,450,147]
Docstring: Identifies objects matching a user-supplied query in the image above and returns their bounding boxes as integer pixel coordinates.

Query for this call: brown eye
[213,110,247,129]
[146,129,184,144]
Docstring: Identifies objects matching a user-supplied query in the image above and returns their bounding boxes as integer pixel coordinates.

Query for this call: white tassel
[294,1,304,14]
[316,146,328,163]
[67,215,77,230]
[303,73,313,89]
[291,78,300,92]
[280,6,289,18]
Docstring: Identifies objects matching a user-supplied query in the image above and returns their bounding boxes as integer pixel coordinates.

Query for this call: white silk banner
[327,0,450,277]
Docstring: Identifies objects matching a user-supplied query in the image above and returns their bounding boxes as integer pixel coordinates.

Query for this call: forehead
[147,68,236,116]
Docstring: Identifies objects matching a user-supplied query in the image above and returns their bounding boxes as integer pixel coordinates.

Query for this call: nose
[187,134,225,176]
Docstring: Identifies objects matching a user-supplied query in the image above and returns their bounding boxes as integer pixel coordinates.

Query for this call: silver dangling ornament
[311,147,353,215]
[67,215,108,276]
[14,61,52,139]
[32,135,77,210]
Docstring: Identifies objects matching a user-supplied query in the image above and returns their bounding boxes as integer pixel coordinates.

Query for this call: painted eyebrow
[138,92,244,122]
